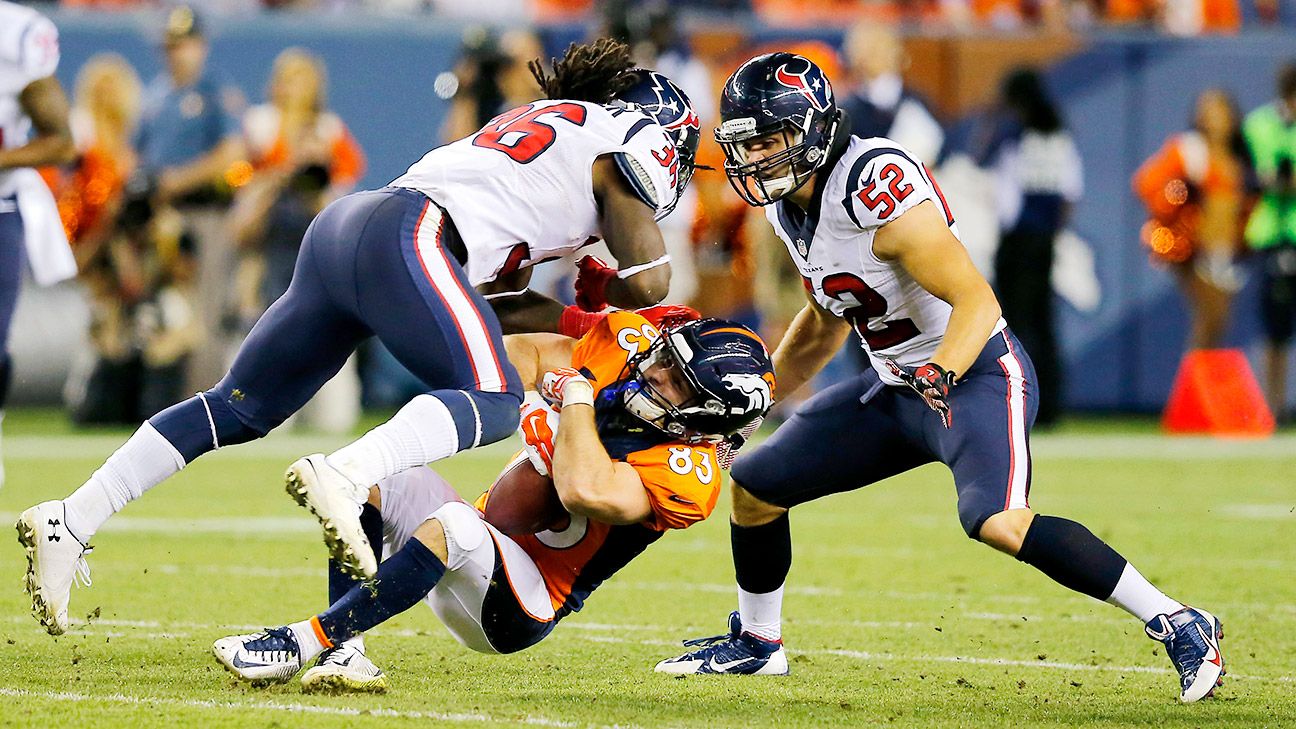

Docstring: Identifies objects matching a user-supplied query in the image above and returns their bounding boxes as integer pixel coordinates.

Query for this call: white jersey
[0,0,59,196]
[393,100,681,286]
[767,136,1004,385]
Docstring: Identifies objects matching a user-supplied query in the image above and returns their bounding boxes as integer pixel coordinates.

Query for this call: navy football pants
[0,198,23,411]
[733,329,1038,538]
[152,187,522,460]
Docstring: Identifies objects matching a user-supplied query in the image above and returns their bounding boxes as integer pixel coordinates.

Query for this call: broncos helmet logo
[722,373,773,414]
[774,62,831,113]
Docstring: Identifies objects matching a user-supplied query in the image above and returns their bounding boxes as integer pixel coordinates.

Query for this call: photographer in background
[1244,62,1296,422]
[70,179,200,425]
[439,27,544,144]
[229,48,365,433]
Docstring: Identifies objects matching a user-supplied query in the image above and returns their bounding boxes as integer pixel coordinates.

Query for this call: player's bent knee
[731,481,788,526]
[975,508,1035,555]
[427,501,490,570]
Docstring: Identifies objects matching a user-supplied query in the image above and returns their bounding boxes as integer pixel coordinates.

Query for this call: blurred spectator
[839,23,944,167]
[1105,0,1240,34]
[440,27,543,143]
[228,48,365,433]
[50,54,142,269]
[982,69,1082,427]
[1133,89,1249,351]
[134,5,247,390]
[1,0,77,486]
[1243,62,1296,421]
[69,182,200,425]
[622,2,715,305]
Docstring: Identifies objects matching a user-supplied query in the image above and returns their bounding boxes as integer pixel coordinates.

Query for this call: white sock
[288,619,328,664]
[738,585,785,642]
[326,394,460,487]
[63,423,186,540]
[1106,562,1184,623]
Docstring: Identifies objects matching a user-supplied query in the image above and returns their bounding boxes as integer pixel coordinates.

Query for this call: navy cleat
[1145,607,1225,703]
[213,626,304,686]
[655,611,789,675]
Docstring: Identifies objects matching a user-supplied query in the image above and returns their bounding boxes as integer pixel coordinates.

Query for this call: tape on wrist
[616,254,671,280]
[561,380,595,408]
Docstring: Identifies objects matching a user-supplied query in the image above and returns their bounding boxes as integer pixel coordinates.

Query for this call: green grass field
[0,410,1293,728]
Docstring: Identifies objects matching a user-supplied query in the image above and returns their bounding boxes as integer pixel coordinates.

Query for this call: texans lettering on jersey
[392,101,682,287]
[767,136,1005,385]
[475,311,720,616]
[0,1,59,195]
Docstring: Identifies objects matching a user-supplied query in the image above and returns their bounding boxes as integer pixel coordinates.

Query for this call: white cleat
[301,639,388,694]
[16,501,92,636]
[213,627,303,685]
[285,454,376,579]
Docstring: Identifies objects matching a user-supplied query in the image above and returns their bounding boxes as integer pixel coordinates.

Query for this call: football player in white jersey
[18,39,703,638]
[654,53,1226,704]
[0,0,75,489]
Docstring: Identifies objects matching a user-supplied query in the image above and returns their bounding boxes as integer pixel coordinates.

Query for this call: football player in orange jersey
[211,312,775,692]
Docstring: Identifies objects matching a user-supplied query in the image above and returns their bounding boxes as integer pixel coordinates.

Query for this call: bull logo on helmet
[722,373,773,413]
[774,62,831,113]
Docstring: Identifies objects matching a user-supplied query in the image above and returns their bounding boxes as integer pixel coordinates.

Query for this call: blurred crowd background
[7,0,1296,431]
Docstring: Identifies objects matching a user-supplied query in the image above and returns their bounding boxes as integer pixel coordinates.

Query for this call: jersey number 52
[821,273,921,351]
[473,102,588,164]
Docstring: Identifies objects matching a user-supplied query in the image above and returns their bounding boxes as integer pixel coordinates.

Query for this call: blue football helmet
[613,69,702,215]
[715,52,842,206]
[620,319,776,444]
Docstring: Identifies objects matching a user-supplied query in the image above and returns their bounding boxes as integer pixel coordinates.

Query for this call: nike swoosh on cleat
[668,495,695,505]
[1195,625,1222,667]
[706,656,757,673]
[231,655,269,669]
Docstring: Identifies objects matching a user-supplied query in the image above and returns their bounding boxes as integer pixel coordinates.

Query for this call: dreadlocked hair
[528,38,636,104]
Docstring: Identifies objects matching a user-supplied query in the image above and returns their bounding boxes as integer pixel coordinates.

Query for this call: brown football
[480,456,569,536]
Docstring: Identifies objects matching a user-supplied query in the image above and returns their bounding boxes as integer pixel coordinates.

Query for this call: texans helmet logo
[774,63,831,112]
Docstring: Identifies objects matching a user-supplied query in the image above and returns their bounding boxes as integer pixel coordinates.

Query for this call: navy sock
[148,392,263,463]
[327,503,385,605]
[434,389,522,451]
[1015,515,1127,601]
[732,513,791,594]
[316,536,446,645]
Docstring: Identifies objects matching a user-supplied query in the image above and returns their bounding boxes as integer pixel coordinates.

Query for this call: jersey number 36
[473,102,588,164]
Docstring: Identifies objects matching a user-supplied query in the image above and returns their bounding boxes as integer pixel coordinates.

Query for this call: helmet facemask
[717,110,824,206]
[621,331,732,444]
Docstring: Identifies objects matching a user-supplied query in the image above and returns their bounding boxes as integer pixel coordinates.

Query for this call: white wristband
[616,254,671,279]
[561,380,595,408]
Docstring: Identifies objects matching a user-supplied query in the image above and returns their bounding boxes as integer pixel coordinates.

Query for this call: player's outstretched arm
[0,76,74,170]
[545,372,653,525]
[591,156,671,308]
[770,288,852,399]
[874,200,1002,380]
[502,333,577,390]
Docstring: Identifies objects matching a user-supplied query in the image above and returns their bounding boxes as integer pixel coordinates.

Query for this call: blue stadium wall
[47,12,1296,413]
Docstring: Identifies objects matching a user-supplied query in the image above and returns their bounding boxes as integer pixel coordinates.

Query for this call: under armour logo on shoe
[47,518,61,542]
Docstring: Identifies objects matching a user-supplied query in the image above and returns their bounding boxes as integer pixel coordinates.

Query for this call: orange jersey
[476,311,721,615]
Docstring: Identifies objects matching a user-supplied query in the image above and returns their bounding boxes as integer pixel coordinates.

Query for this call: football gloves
[887,360,956,429]
[519,399,559,475]
[540,367,594,409]
[574,255,617,312]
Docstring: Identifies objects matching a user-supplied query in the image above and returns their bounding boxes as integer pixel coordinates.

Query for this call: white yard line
[0,687,577,726]
[8,615,1292,686]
